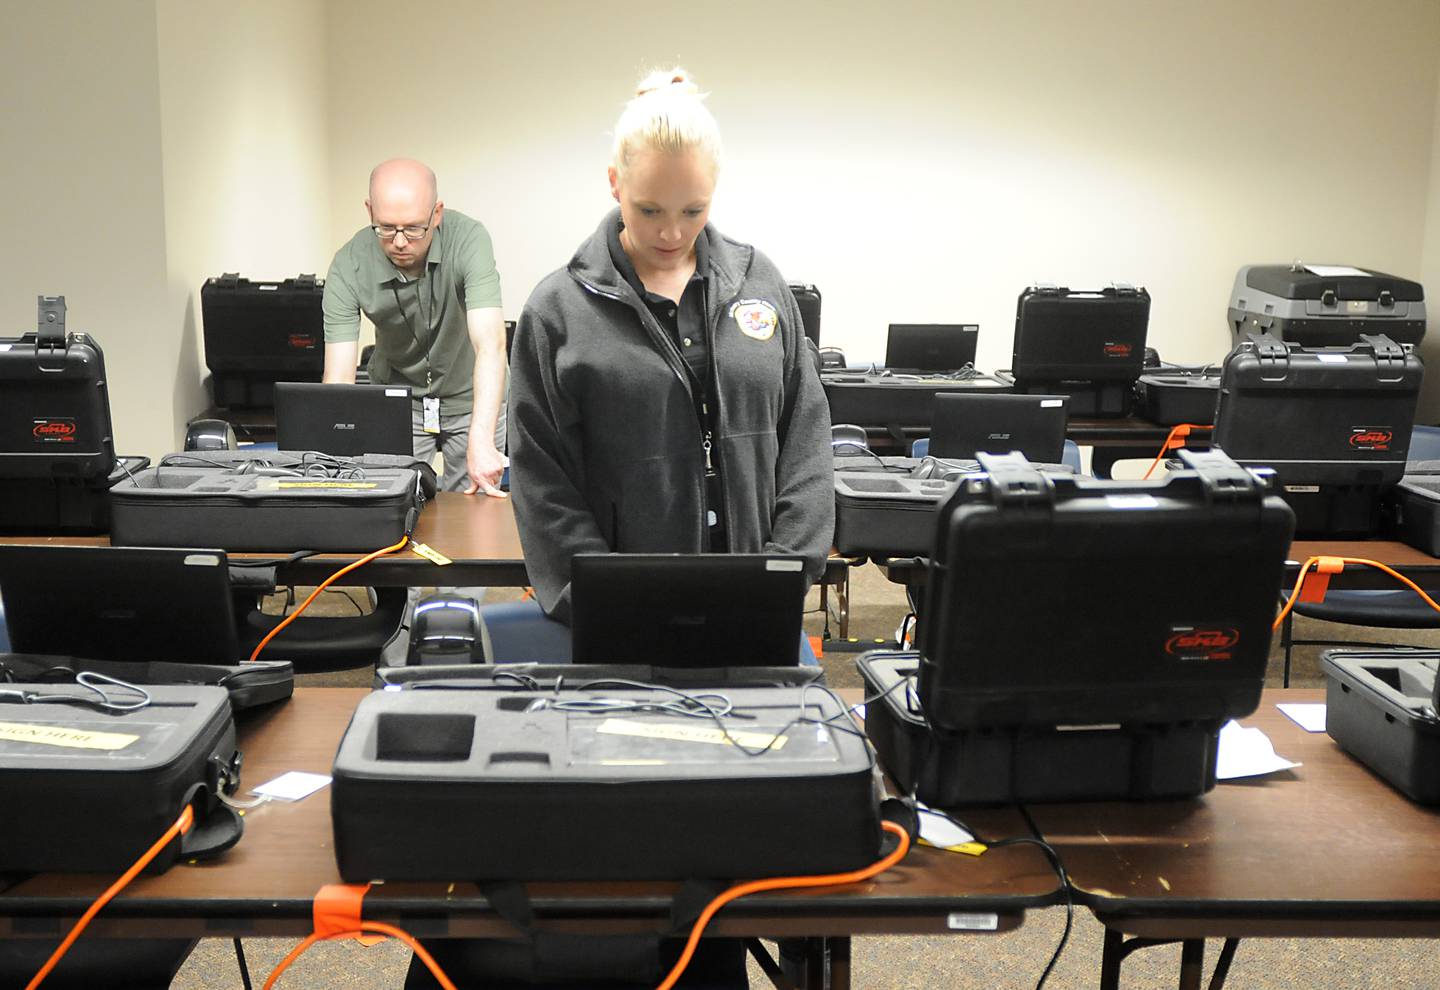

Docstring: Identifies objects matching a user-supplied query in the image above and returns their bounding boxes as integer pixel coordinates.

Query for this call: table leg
[829,936,850,990]
[1100,927,1124,990]
[1178,938,1205,990]
[804,937,827,990]
[1208,938,1240,990]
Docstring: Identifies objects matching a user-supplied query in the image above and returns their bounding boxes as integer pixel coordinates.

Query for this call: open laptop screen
[275,383,413,456]
[884,324,979,372]
[570,554,807,666]
[0,545,239,664]
[928,393,1069,461]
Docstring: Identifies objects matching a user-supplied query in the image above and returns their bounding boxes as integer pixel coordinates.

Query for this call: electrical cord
[1141,423,1212,480]
[0,672,151,714]
[831,441,912,473]
[1274,554,1440,632]
[247,534,411,662]
[24,806,195,990]
[918,805,1073,990]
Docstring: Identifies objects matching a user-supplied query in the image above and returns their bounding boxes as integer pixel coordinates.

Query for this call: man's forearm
[323,340,359,384]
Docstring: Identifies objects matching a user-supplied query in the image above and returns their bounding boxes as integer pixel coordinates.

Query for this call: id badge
[422,395,441,435]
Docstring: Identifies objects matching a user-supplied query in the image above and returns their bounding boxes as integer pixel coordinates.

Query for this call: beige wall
[1421,47,1440,424]
[156,0,332,422]
[3,0,1440,458]
[326,0,1440,375]
[0,0,174,456]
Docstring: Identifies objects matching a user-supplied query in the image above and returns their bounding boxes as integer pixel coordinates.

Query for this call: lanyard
[390,270,439,390]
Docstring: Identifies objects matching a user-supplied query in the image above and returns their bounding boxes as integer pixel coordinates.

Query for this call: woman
[509,69,834,625]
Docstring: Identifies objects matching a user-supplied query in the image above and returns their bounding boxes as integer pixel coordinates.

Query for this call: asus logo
[332,423,356,431]
[985,432,1013,441]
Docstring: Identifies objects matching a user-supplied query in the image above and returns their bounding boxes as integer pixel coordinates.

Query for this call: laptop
[0,545,239,663]
[928,393,1070,461]
[570,553,808,666]
[884,324,979,373]
[274,382,413,456]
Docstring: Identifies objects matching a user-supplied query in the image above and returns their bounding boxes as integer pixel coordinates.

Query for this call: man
[322,159,507,496]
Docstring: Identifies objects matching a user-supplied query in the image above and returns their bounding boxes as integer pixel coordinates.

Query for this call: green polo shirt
[322,209,502,416]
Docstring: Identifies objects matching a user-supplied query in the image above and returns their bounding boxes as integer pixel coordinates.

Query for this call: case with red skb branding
[917,449,1293,750]
[1212,331,1422,537]
[1011,283,1150,417]
[0,309,119,533]
[202,273,324,409]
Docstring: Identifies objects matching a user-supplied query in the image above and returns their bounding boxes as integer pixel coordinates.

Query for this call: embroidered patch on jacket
[730,299,779,341]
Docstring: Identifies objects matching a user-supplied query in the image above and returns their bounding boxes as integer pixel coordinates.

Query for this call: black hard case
[1212,333,1422,536]
[1134,371,1222,426]
[0,684,239,872]
[331,685,880,882]
[1320,649,1440,804]
[109,450,431,552]
[918,452,1293,732]
[787,282,822,346]
[858,652,1223,805]
[822,373,1013,431]
[1229,265,1425,347]
[202,273,325,408]
[1390,461,1440,555]
[1011,285,1150,417]
[0,329,118,533]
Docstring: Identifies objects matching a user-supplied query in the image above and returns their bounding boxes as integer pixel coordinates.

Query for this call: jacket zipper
[577,277,712,547]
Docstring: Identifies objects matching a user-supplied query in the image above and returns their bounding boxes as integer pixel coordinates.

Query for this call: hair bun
[635,67,698,97]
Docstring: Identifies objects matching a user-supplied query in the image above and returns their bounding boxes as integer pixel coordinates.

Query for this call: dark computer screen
[884,324,979,372]
[927,393,1069,461]
[0,545,239,664]
[570,554,807,666]
[275,383,413,456]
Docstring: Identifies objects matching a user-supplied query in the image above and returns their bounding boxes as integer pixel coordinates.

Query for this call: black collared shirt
[608,224,710,385]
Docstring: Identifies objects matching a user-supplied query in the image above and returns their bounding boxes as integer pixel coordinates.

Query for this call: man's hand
[465,431,508,497]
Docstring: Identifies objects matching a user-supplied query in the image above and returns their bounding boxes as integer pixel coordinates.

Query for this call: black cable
[0,671,151,714]
[830,442,910,473]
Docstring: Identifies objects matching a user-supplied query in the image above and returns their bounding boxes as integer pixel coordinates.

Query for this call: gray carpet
[164,564,1440,988]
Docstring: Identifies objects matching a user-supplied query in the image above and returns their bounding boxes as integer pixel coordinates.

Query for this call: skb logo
[1103,342,1132,357]
[32,420,76,440]
[1165,627,1239,659]
[288,333,317,350]
[1349,429,1393,449]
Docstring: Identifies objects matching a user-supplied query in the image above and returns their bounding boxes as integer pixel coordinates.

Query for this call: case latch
[1174,449,1265,503]
[1031,282,1064,296]
[975,451,1053,506]
[216,272,241,289]
[295,273,317,290]
[1242,330,1289,376]
[1359,332,1407,381]
[1107,281,1138,297]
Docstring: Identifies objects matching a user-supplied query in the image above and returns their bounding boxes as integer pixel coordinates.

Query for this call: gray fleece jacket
[509,210,834,621]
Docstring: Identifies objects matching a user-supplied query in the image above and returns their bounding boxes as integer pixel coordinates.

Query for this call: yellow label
[275,481,379,489]
[0,720,139,751]
[919,838,988,857]
[410,542,453,566]
[596,717,787,751]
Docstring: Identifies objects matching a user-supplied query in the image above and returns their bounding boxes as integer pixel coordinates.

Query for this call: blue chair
[1280,424,1440,684]
[910,437,1083,472]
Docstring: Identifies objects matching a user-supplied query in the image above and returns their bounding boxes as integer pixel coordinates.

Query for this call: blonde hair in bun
[612,67,721,179]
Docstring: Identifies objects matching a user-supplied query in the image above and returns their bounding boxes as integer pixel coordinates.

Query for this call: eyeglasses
[372,222,432,241]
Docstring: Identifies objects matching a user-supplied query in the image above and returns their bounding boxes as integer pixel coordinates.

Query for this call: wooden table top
[1028,689,1440,938]
[0,688,1055,939]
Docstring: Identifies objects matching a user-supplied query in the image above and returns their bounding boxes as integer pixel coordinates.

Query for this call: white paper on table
[252,770,332,802]
[916,801,976,849]
[1215,720,1301,780]
[1276,703,1327,733]
[1303,265,1370,278]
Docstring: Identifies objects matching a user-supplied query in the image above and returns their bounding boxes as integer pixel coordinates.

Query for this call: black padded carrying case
[1134,371,1222,426]
[331,684,880,882]
[0,684,241,872]
[858,652,1223,805]
[1321,649,1440,804]
[109,450,433,552]
[0,652,294,712]
[822,372,1013,434]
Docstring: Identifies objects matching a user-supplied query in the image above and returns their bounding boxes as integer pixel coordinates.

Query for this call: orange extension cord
[247,534,410,662]
[25,805,195,990]
[261,820,913,990]
[1142,423,1212,479]
[1274,554,1440,632]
